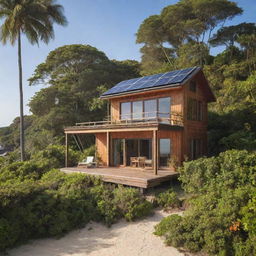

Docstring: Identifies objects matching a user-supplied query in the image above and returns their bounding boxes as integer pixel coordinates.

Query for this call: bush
[113,186,153,221]
[32,144,80,168]
[0,165,153,251]
[155,189,181,210]
[155,150,256,255]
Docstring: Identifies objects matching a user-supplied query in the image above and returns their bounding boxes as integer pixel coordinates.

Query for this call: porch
[60,166,178,189]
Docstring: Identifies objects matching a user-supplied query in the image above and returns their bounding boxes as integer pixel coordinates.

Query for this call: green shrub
[0,166,153,251]
[113,186,153,221]
[154,214,182,236]
[32,144,80,168]
[155,150,256,255]
[155,189,181,209]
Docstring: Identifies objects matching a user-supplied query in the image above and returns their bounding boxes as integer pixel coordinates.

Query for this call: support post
[107,132,110,166]
[153,130,158,175]
[123,139,126,166]
[65,133,69,167]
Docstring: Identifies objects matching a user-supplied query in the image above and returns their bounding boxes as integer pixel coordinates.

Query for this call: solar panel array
[102,67,198,97]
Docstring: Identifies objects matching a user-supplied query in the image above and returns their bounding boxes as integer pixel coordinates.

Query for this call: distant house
[64,67,215,186]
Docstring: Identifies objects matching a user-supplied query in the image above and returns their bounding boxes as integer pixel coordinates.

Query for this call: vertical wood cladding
[96,130,183,166]
[110,88,183,121]
[95,133,107,166]
[183,71,209,158]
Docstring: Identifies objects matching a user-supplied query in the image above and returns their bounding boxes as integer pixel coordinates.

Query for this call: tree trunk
[18,30,25,161]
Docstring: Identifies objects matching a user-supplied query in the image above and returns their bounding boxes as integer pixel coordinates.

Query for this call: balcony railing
[75,111,183,128]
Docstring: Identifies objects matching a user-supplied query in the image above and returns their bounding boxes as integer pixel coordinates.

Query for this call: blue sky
[0,0,255,127]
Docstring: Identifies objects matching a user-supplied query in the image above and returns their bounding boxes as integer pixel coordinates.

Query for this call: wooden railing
[75,111,183,127]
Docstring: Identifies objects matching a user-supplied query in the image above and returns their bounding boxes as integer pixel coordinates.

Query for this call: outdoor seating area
[130,157,152,168]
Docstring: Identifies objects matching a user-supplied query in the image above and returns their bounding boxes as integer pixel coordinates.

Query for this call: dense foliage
[155,150,256,255]
[136,0,256,155]
[0,146,153,252]
[0,44,140,154]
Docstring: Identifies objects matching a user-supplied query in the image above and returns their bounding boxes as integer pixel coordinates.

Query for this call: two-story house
[64,67,215,179]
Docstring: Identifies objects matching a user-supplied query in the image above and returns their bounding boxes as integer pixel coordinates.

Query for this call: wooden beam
[65,133,69,167]
[65,127,158,134]
[123,139,126,166]
[107,132,110,166]
[153,130,158,175]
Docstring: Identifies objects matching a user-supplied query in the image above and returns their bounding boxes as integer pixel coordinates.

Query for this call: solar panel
[168,74,187,84]
[102,66,199,96]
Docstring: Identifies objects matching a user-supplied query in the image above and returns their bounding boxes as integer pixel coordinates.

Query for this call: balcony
[65,112,183,133]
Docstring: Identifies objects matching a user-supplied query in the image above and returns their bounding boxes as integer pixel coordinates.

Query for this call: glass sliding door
[159,139,171,167]
[132,101,143,120]
[113,139,124,166]
[125,139,152,166]
[144,99,157,120]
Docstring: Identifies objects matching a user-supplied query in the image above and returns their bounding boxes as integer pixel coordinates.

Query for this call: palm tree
[0,0,67,161]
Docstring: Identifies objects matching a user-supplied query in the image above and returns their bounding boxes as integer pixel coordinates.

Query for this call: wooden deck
[60,167,178,189]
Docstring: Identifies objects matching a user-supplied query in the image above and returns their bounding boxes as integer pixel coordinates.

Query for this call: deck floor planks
[60,167,178,188]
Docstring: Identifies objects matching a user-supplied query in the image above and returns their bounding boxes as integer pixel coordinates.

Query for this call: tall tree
[136,0,243,74]
[0,0,67,161]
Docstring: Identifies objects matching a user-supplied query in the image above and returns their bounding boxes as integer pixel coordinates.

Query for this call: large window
[187,98,203,121]
[132,101,143,120]
[120,97,171,121]
[159,97,171,118]
[121,102,131,120]
[144,99,157,119]
[159,139,171,166]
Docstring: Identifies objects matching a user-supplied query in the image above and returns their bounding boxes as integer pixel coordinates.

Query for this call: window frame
[120,96,171,121]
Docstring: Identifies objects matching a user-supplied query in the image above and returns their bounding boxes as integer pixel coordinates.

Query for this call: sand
[8,210,191,256]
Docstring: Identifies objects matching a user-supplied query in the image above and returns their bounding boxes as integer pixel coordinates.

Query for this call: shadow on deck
[60,167,178,189]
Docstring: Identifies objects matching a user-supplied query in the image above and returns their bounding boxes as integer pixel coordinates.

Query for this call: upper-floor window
[132,101,143,120]
[120,97,171,121]
[159,97,171,118]
[144,99,157,119]
[189,80,197,92]
[121,102,131,120]
[187,98,203,121]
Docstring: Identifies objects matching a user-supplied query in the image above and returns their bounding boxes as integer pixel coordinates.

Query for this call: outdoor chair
[130,157,139,167]
[144,159,153,168]
[78,156,97,168]
[138,156,146,168]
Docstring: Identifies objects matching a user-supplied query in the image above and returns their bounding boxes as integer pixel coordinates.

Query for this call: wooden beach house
[63,67,215,189]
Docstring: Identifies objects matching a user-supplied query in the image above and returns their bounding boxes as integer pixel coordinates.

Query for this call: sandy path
[8,210,189,256]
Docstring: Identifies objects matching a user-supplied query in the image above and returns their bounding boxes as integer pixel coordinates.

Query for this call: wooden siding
[182,71,209,159]
[110,87,183,121]
[96,129,183,166]
[95,133,108,166]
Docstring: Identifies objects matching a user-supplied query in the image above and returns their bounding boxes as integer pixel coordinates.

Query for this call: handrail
[75,111,183,127]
